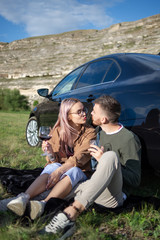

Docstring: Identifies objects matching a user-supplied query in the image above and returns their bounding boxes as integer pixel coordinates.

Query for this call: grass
[0,111,43,169]
[0,111,160,239]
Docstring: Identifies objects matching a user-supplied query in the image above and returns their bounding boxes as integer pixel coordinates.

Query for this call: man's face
[91,103,103,126]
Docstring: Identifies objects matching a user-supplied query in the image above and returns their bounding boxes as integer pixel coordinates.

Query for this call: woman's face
[68,101,87,128]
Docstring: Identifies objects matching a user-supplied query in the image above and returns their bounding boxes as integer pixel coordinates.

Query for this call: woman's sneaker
[30,200,46,220]
[0,198,15,212]
[7,193,29,216]
[40,211,75,240]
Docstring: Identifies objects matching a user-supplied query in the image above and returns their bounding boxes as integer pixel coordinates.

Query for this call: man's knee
[100,151,119,169]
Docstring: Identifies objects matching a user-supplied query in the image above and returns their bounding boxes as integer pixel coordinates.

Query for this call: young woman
[7,98,96,219]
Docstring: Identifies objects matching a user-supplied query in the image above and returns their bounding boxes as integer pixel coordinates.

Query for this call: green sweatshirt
[99,126,141,196]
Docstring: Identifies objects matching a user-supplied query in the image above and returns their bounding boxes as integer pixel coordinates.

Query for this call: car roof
[88,52,160,63]
[52,52,160,94]
[80,53,160,75]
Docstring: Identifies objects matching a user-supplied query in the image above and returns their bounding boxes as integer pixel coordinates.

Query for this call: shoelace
[46,214,69,232]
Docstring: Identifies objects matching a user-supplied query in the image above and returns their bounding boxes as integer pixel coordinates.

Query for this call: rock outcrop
[0,14,160,105]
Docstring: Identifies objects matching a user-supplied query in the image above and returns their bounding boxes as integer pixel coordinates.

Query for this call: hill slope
[0,14,160,104]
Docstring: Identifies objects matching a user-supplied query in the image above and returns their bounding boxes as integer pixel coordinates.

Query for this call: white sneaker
[7,193,29,216]
[30,200,46,220]
[42,211,75,240]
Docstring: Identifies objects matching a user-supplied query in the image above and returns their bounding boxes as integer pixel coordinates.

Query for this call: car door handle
[86,95,95,102]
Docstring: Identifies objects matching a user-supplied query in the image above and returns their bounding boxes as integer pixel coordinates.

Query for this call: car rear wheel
[26,117,40,147]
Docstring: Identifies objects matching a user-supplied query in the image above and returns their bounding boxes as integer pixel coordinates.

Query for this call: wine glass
[90,139,98,149]
[90,139,98,170]
[39,126,52,157]
[90,139,97,145]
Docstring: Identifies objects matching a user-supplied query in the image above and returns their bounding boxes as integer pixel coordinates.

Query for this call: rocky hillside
[0,14,160,105]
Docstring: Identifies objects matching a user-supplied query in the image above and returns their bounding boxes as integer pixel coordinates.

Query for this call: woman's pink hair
[53,98,81,154]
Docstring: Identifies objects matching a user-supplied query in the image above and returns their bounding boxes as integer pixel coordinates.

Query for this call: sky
[0,0,159,43]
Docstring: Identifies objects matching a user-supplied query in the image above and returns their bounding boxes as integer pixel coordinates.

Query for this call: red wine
[39,136,52,141]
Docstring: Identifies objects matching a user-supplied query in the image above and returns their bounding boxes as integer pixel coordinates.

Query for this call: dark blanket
[0,167,160,214]
[0,167,43,195]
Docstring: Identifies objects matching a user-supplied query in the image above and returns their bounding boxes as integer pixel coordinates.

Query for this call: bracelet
[71,204,81,214]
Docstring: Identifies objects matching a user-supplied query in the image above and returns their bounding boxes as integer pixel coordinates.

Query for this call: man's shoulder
[120,127,140,143]
[120,127,133,136]
[121,127,136,136]
[98,126,139,142]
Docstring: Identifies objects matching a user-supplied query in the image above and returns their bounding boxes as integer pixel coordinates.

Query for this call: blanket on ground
[0,167,43,195]
[0,167,160,213]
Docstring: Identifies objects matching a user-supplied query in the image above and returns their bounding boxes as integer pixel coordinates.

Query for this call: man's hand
[88,144,104,162]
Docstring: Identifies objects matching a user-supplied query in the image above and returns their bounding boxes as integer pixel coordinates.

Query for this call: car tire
[26,116,40,147]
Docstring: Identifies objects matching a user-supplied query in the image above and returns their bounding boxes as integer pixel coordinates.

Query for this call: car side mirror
[37,88,49,97]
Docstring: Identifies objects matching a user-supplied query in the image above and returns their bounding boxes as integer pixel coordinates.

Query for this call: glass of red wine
[90,139,99,170]
[39,126,52,157]
[90,139,98,149]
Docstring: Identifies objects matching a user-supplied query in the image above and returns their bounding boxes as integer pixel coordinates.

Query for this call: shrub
[0,88,30,111]
[33,100,39,107]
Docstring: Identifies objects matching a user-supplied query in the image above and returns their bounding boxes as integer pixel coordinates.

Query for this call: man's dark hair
[94,95,121,123]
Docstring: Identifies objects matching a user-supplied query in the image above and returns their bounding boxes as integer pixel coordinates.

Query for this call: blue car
[26,53,160,174]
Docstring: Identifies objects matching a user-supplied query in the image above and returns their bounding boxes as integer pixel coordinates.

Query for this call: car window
[103,61,120,83]
[75,59,112,89]
[52,66,84,96]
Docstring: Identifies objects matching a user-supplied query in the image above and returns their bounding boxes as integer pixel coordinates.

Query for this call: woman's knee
[40,162,61,175]
[71,167,83,173]
[70,167,87,179]
[65,167,87,188]
[36,173,49,183]
[40,173,49,178]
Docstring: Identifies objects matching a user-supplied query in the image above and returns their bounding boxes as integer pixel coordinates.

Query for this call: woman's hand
[46,168,62,190]
[42,141,54,162]
[42,141,53,154]
[88,144,104,162]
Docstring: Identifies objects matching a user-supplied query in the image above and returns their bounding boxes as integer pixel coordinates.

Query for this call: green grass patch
[0,111,44,169]
[0,111,160,239]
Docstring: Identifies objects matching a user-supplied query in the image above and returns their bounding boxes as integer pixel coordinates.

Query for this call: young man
[41,95,141,238]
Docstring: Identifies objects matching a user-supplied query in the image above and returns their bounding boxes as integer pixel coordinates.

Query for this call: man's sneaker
[41,211,75,240]
[7,193,29,216]
[30,200,46,220]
